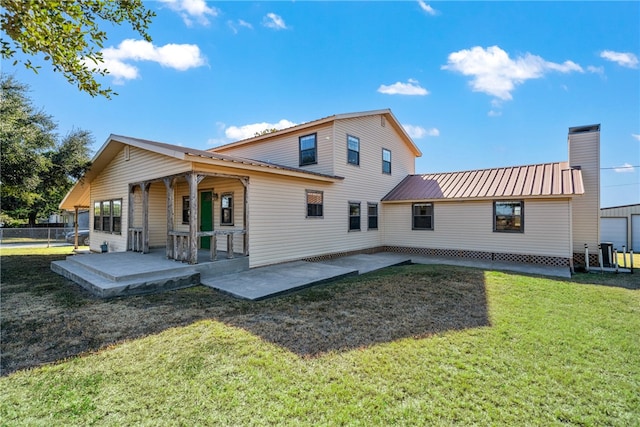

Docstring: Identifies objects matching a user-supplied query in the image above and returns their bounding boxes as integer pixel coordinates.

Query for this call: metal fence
[0,227,74,244]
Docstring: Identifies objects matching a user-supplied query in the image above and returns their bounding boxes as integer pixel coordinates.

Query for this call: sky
[4,1,639,208]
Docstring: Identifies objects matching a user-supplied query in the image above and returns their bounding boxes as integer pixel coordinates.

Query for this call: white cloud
[442,45,584,100]
[159,0,219,26]
[225,119,297,141]
[587,65,605,75]
[402,125,439,139]
[263,13,288,30]
[632,134,640,141]
[613,163,635,173]
[600,50,639,69]
[417,1,437,15]
[97,39,206,83]
[378,79,429,96]
[488,110,502,117]
[228,19,253,34]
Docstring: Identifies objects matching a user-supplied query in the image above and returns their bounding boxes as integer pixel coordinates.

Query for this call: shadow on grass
[0,254,492,375]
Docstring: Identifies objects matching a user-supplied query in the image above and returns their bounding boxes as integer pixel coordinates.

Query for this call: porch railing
[128,227,143,252]
[167,229,246,263]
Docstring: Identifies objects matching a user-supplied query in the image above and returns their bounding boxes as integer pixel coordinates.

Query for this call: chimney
[568,124,600,265]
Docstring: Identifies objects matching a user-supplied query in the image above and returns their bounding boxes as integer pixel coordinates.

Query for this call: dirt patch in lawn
[1,252,496,376]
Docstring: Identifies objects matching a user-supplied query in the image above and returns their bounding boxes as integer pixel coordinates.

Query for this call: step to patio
[52,259,200,298]
[61,252,198,282]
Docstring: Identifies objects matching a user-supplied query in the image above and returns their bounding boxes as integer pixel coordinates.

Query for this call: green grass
[617,252,640,269]
[1,249,639,425]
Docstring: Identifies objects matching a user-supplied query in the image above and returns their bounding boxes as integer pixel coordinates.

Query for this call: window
[299,133,317,166]
[306,190,323,217]
[347,135,360,165]
[413,203,433,230]
[367,203,378,230]
[494,201,524,232]
[221,193,233,225]
[382,149,391,174]
[93,199,122,234]
[349,202,361,231]
[182,196,190,224]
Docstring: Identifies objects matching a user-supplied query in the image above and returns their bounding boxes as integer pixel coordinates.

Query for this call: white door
[632,215,640,252]
[600,217,627,250]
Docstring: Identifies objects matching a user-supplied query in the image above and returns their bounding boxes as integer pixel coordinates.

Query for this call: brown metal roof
[382,162,584,202]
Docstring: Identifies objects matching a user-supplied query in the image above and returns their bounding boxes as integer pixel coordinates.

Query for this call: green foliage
[0,75,92,224]
[0,0,155,98]
[254,128,279,137]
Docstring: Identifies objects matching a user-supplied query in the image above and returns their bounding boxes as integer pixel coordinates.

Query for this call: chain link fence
[0,227,75,244]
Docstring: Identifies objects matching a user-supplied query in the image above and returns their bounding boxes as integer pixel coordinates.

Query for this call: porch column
[187,172,204,264]
[73,206,79,249]
[140,182,150,254]
[163,177,176,259]
[240,178,249,256]
[128,185,135,250]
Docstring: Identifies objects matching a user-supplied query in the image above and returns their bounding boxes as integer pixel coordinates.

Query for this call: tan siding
[326,114,417,251]
[247,172,337,267]
[569,131,600,253]
[90,145,190,252]
[383,199,572,258]
[213,124,335,176]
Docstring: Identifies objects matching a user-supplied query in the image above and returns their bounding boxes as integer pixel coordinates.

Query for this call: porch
[51,248,249,298]
[124,171,249,265]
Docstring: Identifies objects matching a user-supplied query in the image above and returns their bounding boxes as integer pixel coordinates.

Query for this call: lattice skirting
[573,252,599,268]
[383,246,571,267]
[302,246,385,263]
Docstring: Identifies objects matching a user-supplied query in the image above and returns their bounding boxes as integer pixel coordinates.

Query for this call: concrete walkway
[410,255,572,279]
[52,249,572,299]
[201,252,570,300]
[201,253,412,300]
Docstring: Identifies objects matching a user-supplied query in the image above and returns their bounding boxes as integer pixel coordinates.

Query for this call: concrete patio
[52,249,572,300]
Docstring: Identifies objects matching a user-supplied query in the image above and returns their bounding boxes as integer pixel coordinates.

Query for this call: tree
[254,128,279,137]
[0,75,93,225]
[0,0,155,98]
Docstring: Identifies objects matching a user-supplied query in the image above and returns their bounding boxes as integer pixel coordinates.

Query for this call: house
[601,204,640,251]
[56,109,600,288]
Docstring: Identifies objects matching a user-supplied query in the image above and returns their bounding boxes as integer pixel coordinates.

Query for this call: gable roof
[59,134,344,210]
[382,161,584,202]
[210,109,422,157]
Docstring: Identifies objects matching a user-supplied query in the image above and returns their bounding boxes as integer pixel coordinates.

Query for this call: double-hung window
[299,133,317,166]
[412,203,433,230]
[221,193,233,225]
[367,203,378,230]
[382,149,391,174]
[494,201,524,232]
[349,202,361,231]
[347,135,360,165]
[94,199,122,234]
[306,190,323,218]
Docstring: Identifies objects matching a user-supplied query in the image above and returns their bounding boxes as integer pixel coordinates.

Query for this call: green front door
[200,191,213,249]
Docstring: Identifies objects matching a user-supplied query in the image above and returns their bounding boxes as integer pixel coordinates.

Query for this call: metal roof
[382,161,584,202]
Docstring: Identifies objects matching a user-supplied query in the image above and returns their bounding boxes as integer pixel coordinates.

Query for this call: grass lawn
[1,248,638,425]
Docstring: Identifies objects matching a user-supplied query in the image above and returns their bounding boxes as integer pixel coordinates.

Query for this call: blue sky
[6,1,640,207]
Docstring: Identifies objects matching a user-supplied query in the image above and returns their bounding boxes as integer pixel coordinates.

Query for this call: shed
[600,204,640,251]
